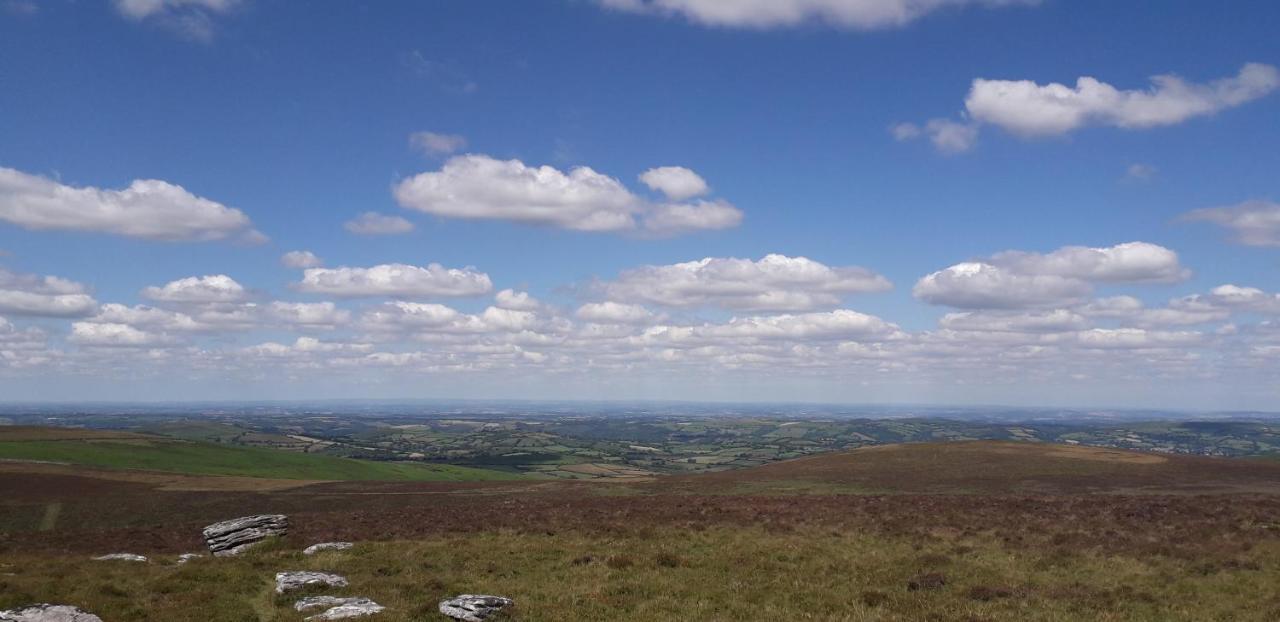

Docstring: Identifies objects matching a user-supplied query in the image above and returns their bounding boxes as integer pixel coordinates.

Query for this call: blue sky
[0,0,1277,408]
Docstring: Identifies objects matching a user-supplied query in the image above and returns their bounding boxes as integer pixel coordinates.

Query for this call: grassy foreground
[0,433,516,482]
[2,528,1279,621]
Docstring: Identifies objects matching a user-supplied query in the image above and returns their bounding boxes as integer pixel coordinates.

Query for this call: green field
[0,436,519,482]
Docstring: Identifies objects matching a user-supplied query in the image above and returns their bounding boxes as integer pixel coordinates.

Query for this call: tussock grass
[3,528,1279,621]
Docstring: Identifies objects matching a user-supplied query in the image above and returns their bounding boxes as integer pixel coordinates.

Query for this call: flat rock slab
[304,599,385,621]
[303,542,354,555]
[0,604,104,622]
[296,596,369,612]
[439,595,513,621]
[202,514,288,557]
[92,553,147,562]
[176,553,204,564]
[275,571,349,594]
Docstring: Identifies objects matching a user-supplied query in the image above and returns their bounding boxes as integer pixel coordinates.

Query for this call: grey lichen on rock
[0,604,104,622]
[438,595,514,621]
[275,571,349,594]
[201,514,288,557]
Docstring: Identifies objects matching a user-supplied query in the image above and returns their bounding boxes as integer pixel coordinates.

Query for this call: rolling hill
[676,440,1280,494]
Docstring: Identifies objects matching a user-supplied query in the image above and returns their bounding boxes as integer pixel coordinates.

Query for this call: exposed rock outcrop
[303,542,354,555]
[176,553,203,564]
[202,514,288,557]
[275,571,349,594]
[0,604,103,622]
[438,595,513,621]
[91,553,147,562]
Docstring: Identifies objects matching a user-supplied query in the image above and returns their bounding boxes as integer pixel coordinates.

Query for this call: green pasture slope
[0,432,518,482]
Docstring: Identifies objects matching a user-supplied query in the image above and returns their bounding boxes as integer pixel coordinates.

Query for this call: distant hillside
[0,426,519,482]
[674,440,1280,495]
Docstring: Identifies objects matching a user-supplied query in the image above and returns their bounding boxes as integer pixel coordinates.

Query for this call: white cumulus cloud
[69,321,174,347]
[142,275,248,303]
[0,167,262,242]
[576,302,661,325]
[601,254,892,311]
[294,263,493,298]
[639,166,709,200]
[596,0,1037,30]
[393,155,742,236]
[0,268,97,317]
[914,242,1187,309]
[966,62,1279,137]
[281,250,323,269]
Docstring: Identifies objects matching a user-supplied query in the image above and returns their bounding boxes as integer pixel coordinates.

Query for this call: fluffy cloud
[0,167,262,242]
[966,63,1278,137]
[494,289,541,311]
[409,131,467,156]
[1181,200,1280,247]
[914,262,1090,309]
[344,212,416,236]
[392,155,743,236]
[1079,296,1229,327]
[69,321,174,347]
[939,309,1087,333]
[281,250,323,269]
[990,242,1188,283]
[1074,328,1202,350]
[89,304,208,332]
[576,302,661,325]
[595,0,1036,30]
[639,166,709,200]
[915,242,1186,309]
[142,275,248,303]
[901,63,1278,152]
[600,254,892,311]
[1174,284,1280,316]
[0,268,97,317]
[691,309,899,342]
[294,263,493,298]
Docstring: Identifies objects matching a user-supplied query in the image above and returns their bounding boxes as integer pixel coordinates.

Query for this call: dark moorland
[5,431,1280,620]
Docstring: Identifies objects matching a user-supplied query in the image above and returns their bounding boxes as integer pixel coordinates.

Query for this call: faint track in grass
[38,502,61,531]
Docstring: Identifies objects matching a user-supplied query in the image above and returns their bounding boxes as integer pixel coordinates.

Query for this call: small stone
[303,542,354,555]
[438,595,513,621]
[176,553,204,564]
[202,514,288,557]
[0,604,104,622]
[92,553,147,562]
[275,571,349,594]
